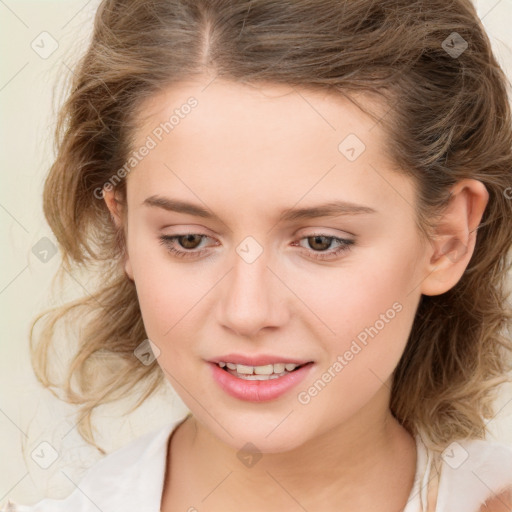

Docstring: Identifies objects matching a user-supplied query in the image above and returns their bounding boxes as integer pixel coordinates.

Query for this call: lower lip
[209,362,314,402]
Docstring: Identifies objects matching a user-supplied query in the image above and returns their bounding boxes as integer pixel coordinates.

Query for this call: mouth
[214,361,314,381]
[208,359,315,402]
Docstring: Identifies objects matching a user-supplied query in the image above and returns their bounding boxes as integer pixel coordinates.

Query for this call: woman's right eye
[158,234,213,259]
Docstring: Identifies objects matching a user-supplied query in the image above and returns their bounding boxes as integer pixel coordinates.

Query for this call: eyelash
[158,233,355,261]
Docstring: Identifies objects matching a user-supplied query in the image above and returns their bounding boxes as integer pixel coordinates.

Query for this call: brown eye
[293,233,355,261]
[158,234,213,259]
[177,234,203,249]
[306,235,333,252]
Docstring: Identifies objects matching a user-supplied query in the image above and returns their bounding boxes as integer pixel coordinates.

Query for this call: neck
[164,386,417,511]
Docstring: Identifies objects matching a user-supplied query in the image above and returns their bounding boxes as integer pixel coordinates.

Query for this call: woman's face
[107,79,431,452]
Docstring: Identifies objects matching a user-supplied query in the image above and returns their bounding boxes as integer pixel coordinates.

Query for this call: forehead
[126,79,415,223]
[133,79,387,150]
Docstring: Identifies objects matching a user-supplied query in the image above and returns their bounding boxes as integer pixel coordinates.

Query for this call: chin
[207,417,309,454]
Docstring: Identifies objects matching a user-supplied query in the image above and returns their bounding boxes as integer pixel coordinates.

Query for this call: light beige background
[1,0,512,504]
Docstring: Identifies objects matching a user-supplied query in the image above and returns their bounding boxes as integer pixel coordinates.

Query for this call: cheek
[295,236,422,390]
[126,230,200,345]
[291,232,422,342]
[296,273,418,427]
[131,265,199,377]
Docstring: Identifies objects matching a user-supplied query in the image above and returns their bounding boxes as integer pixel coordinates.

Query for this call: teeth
[217,361,302,375]
[237,364,255,374]
[235,373,284,380]
[273,363,286,373]
[253,364,273,375]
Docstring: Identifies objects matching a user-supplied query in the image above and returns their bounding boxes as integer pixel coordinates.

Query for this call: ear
[420,179,489,296]
[102,187,134,281]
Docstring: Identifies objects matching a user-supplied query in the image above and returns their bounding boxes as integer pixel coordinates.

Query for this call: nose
[217,245,289,338]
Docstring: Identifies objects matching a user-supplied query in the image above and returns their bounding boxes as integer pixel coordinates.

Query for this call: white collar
[23,414,189,512]
[10,417,512,512]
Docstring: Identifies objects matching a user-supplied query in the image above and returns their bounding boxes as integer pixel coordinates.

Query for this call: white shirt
[2,414,512,512]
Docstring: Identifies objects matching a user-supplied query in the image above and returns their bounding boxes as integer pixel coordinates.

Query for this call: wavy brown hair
[30,0,512,454]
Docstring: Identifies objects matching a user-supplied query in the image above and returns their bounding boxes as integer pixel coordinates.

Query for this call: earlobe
[124,257,134,281]
[420,179,489,297]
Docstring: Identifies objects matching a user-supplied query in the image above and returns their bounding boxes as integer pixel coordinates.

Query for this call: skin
[103,77,489,511]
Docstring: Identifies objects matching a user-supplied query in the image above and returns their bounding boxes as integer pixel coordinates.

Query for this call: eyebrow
[142,195,377,222]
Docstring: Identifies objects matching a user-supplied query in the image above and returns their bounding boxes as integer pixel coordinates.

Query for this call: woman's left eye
[158,233,355,261]
[293,234,355,260]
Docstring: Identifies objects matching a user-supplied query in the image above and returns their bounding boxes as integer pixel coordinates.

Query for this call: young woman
[3,0,512,510]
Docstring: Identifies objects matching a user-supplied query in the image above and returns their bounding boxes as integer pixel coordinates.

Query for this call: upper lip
[208,353,314,366]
